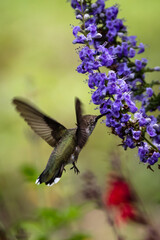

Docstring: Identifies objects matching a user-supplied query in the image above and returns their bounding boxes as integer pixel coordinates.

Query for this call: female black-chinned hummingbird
[13,97,105,186]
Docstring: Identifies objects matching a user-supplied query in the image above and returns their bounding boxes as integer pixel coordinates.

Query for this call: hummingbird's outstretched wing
[13,98,67,147]
[75,98,88,148]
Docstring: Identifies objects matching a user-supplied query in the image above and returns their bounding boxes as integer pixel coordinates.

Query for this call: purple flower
[87,24,97,35]
[115,126,124,138]
[154,66,160,71]
[129,48,136,58]
[79,47,94,61]
[147,152,160,165]
[135,59,142,71]
[106,28,117,42]
[92,89,103,105]
[111,118,121,127]
[135,58,148,71]
[88,72,106,89]
[73,26,81,37]
[146,87,153,97]
[71,0,81,10]
[117,78,130,92]
[128,36,137,47]
[121,42,129,57]
[108,70,117,81]
[112,109,120,118]
[114,45,123,58]
[121,113,131,123]
[86,24,99,38]
[73,34,86,44]
[138,43,145,54]
[134,112,147,126]
[93,0,105,15]
[141,58,148,66]
[105,6,118,20]
[117,63,131,76]
[99,52,113,67]
[107,81,118,95]
[114,19,124,31]
[132,130,141,140]
[97,46,114,67]
[138,143,149,163]
[129,103,138,113]
[100,99,113,114]
[147,125,157,137]
[106,20,114,29]
[77,63,86,74]
[123,136,136,150]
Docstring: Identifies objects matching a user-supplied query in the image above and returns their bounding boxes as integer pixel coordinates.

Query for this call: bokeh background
[0,0,160,239]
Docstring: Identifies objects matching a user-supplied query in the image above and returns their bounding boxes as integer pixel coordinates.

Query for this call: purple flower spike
[71,0,160,167]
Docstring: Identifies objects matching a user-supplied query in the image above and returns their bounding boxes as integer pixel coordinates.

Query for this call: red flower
[105,179,132,206]
[104,175,136,224]
[120,203,135,220]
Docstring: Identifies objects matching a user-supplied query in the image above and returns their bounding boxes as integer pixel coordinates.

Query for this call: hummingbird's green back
[40,128,77,184]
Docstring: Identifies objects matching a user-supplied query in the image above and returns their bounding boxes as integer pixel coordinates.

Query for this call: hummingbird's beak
[95,113,106,122]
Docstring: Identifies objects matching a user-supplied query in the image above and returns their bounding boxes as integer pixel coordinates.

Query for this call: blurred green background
[0,0,160,239]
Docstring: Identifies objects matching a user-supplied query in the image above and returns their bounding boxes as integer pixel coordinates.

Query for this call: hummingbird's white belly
[69,146,81,164]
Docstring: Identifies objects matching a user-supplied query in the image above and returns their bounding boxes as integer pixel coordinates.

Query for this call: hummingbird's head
[82,113,106,136]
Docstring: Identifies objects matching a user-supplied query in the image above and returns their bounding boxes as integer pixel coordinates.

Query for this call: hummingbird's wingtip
[12,97,24,104]
[12,97,18,106]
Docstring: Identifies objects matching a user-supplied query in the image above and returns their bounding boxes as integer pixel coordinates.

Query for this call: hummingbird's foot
[70,162,80,174]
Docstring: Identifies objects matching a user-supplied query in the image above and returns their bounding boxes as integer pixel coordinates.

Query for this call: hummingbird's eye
[90,120,96,128]
[93,120,97,125]
[90,120,95,126]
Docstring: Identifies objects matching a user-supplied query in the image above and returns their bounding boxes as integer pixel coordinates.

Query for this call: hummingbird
[12,97,105,186]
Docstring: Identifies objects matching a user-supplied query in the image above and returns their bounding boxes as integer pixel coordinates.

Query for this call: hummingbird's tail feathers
[35,169,48,185]
[35,165,64,186]
[35,175,43,185]
[45,167,63,186]
[35,178,41,185]
[46,177,61,186]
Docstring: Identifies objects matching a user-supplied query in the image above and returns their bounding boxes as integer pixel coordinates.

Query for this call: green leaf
[157,115,160,123]
[65,233,90,240]
[145,93,160,112]
[150,80,160,88]
[37,206,81,229]
[20,164,39,182]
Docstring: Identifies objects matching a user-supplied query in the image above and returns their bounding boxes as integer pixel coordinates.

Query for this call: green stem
[144,67,157,73]
[143,136,160,152]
